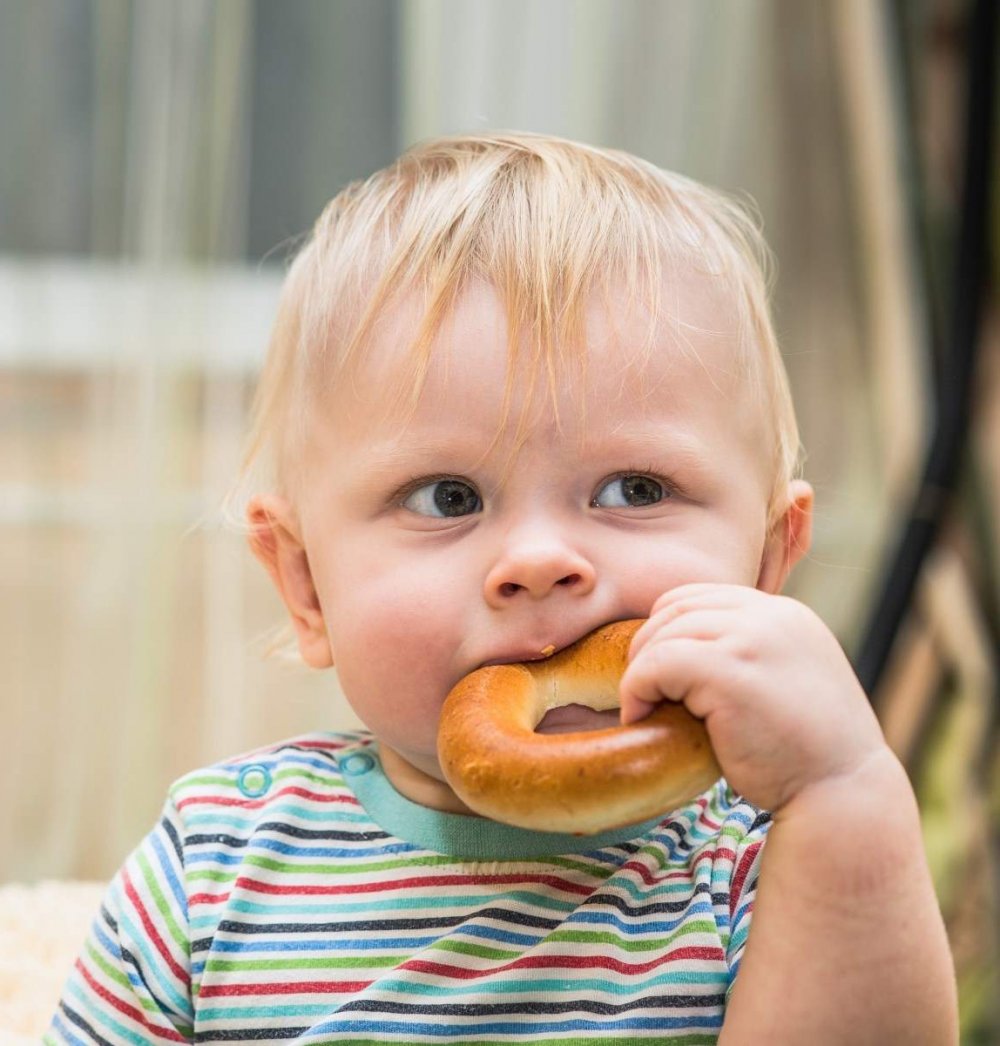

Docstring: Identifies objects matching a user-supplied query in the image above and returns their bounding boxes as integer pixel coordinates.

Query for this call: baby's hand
[620,583,888,813]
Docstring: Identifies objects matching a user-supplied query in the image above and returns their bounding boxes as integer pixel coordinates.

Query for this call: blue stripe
[184,837,422,865]
[311,1015,723,1036]
[196,1002,343,1021]
[209,934,439,953]
[567,903,714,935]
[186,889,577,927]
[455,923,540,948]
[151,828,188,917]
[375,971,730,998]
[269,802,377,824]
[116,909,193,1019]
[47,1011,89,1046]
[64,981,156,1046]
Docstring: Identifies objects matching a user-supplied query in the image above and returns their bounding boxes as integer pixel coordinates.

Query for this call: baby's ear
[756,480,814,595]
[246,494,334,668]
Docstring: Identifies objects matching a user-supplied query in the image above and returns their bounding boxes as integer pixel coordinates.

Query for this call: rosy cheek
[616,543,744,608]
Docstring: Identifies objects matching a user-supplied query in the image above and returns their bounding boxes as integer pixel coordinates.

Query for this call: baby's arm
[45,799,194,1044]
[620,584,959,1045]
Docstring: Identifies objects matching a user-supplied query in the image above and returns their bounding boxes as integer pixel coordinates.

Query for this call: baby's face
[274,277,795,799]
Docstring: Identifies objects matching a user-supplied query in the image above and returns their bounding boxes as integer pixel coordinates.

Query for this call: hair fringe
[224,131,803,664]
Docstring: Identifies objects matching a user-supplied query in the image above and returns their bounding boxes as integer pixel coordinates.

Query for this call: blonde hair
[230,131,802,527]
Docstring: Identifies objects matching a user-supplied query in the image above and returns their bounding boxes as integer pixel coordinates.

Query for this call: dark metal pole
[854,0,997,697]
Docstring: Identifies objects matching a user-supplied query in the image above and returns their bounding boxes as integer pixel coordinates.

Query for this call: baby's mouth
[534,704,620,734]
[479,641,564,669]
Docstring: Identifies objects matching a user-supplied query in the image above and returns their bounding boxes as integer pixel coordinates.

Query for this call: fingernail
[620,698,654,725]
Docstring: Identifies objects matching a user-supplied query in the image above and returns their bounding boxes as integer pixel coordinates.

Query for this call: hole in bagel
[534,704,621,734]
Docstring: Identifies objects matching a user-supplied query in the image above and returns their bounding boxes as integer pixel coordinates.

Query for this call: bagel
[437,619,721,834]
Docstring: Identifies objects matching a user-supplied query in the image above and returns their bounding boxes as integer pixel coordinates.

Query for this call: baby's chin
[534,704,621,735]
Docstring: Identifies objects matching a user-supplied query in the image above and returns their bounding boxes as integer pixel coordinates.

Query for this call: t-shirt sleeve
[44,797,194,1044]
[711,799,772,996]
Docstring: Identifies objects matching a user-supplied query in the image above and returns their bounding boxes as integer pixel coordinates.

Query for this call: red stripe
[76,960,188,1042]
[176,786,360,812]
[620,848,716,885]
[730,840,763,918]
[233,872,594,897]
[401,945,726,980]
[295,739,363,752]
[122,869,189,985]
[236,738,350,759]
[188,891,232,907]
[691,804,722,832]
[199,979,372,997]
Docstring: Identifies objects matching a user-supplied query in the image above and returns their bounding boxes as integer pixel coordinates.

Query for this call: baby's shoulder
[164,730,374,829]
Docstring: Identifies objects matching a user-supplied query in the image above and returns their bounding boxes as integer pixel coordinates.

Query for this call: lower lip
[481,652,554,668]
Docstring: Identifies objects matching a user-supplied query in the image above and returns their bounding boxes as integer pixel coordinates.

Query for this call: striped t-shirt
[47,732,770,1045]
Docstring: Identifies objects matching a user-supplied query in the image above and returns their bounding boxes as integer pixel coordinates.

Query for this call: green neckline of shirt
[338,741,670,859]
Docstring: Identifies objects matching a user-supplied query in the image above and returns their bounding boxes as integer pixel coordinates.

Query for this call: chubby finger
[631,583,750,660]
[619,636,712,724]
[647,581,755,619]
[629,603,736,668]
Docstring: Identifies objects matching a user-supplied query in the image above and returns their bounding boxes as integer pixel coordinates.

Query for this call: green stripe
[137,850,188,954]
[241,852,464,875]
[85,938,134,996]
[545,921,718,951]
[232,851,615,879]
[429,938,520,961]
[175,765,341,792]
[185,867,238,885]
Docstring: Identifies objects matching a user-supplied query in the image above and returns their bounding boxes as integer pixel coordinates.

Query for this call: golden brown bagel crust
[437,619,721,834]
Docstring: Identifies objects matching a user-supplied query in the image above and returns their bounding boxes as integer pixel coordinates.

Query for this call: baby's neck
[377,744,478,817]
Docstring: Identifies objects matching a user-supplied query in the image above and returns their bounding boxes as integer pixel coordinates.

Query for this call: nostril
[499,582,523,598]
[557,573,581,587]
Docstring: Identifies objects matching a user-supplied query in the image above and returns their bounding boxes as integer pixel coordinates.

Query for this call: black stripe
[120,944,179,1018]
[748,810,772,832]
[56,1001,117,1046]
[337,992,727,1017]
[256,822,392,842]
[205,913,468,940]
[276,742,341,765]
[202,905,563,942]
[186,833,249,849]
[583,880,712,918]
[98,903,117,936]
[595,840,645,856]
[200,890,714,945]
[185,824,393,847]
[444,904,564,929]
[194,1027,306,1042]
[162,810,186,866]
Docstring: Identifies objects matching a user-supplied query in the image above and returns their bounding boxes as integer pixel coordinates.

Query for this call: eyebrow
[341,437,489,478]
[581,423,714,466]
[334,414,725,499]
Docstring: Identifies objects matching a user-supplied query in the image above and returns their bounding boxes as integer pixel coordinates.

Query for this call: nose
[483,526,597,607]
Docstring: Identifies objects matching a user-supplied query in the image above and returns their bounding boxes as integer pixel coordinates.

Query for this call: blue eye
[593,474,666,508]
[403,479,482,518]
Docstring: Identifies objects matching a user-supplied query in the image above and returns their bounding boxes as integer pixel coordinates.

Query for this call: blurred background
[1,0,997,1039]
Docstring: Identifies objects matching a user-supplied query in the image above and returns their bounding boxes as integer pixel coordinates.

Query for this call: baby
[48,133,957,1044]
